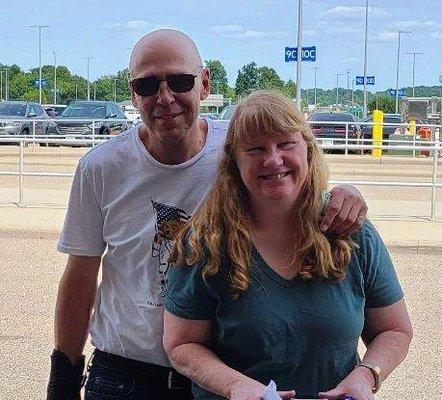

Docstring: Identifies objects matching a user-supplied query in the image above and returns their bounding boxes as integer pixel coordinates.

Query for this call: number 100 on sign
[285,46,317,62]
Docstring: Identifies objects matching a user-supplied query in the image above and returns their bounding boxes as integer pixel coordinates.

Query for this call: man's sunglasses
[130,67,204,97]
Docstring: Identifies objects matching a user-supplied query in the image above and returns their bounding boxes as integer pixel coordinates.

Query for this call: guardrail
[0,121,441,220]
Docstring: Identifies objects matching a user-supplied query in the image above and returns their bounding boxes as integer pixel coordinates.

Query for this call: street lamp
[83,57,95,100]
[53,51,57,104]
[0,70,3,100]
[3,67,9,100]
[363,0,369,118]
[406,51,423,97]
[336,73,342,107]
[314,66,318,107]
[29,25,50,104]
[295,0,303,109]
[395,30,411,113]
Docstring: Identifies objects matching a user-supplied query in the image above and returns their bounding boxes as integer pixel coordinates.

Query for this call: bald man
[47,30,367,400]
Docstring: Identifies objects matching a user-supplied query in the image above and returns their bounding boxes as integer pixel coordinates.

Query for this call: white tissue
[262,381,283,400]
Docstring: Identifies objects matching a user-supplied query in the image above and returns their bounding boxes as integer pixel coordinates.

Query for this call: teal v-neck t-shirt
[165,221,403,399]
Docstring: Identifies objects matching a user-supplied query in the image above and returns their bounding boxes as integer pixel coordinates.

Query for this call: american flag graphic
[150,198,191,298]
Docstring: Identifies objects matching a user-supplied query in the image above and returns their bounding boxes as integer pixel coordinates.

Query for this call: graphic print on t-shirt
[151,198,191,298]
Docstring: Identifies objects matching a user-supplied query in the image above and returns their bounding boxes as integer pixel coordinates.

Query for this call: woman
[163,91,412,400]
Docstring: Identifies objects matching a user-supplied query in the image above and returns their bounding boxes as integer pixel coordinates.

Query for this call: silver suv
[0,101,54,136]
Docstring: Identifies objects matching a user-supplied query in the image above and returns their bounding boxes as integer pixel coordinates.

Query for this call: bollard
[372,109,383,158]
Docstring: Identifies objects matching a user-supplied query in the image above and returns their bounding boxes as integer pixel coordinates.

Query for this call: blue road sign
[388,89,406,97]
[356,76,375,85]
[34,79,47,88]
[285,46,316,62]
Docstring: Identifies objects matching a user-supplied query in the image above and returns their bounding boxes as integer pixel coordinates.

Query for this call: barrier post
[92,120,96,147]
[32,120,36,151]
[345,122,349,155]
[372,110,383,158]
[19,140,25,206]
[430,143,438,220]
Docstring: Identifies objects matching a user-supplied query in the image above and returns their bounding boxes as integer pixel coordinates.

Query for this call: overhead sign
[34,79,47,88]
[389,89,406,97]
[356,76,375,85]
[285,46,316,62]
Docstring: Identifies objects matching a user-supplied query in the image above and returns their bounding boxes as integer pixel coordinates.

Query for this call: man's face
[130,46,210,145]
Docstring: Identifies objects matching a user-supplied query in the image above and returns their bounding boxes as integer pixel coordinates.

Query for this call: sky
[0,0,441,91]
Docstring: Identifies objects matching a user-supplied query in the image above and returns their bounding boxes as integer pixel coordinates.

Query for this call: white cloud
[324,6,387,19]
[106,20,151,31]
[209,25,288,39]
[374,31,398,42]
[342,57,360,63]
[429,31,442,39]
[392,20,438,29]
[209,24,243,33]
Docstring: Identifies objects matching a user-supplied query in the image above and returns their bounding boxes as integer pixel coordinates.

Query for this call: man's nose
[262,148,283,167]
[156,81,175,106]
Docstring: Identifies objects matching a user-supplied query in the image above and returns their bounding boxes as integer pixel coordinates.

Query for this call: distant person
[164,90,412,400]
[47,31,368,400]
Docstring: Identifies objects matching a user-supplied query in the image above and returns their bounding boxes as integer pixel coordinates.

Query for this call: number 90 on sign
[285,46,316,62]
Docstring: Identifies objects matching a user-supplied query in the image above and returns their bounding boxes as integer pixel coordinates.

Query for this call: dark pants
[84,349,193,400]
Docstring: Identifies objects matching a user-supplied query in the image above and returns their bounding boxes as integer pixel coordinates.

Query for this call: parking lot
[0,144,441,399]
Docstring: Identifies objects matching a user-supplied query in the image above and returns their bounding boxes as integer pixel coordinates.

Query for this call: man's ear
[200,68,211,101]
[130,83,139,109]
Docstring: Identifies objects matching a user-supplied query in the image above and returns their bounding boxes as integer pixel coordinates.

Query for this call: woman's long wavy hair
[171,90,355,297]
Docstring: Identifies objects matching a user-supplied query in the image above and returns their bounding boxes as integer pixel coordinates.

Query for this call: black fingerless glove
[47,349,85,400]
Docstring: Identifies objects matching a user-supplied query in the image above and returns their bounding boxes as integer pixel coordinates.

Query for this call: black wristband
[47,349,85,400]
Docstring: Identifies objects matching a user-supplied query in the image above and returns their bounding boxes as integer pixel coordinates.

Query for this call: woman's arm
[163,311,295,400]
[319,299,413,400]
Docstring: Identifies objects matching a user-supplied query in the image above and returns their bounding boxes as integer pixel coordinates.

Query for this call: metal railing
[0,121,441,220]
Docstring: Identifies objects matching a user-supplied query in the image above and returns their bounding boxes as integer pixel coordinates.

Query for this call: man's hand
[320,184,368,235]
[47,349,85,400]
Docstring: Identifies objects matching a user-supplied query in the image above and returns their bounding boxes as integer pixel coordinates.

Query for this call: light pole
[94,83,97,101]
[395,30,411,113]
[362,0,369,118]
[114,79,118,102]
[406,51,423,97]
[29,25,50,104]
[0,70,3,100]
[4,67,9,100]
[75,83,78,100]
[53,51,57,104]
[314,66,318,107]
[336,73,342,107]
[83,57,95,100]
[295,0,303,109]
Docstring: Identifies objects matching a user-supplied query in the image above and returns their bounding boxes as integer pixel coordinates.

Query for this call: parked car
[43,104,67,117]
[307,112,361,152]
[55,101,128,139]
[219,104,236,121]
[0,101,55,138]
[361,113,402,141]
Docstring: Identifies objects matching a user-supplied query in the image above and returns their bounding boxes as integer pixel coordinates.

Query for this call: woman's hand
[229,377,296,400]
[318,367,375,400]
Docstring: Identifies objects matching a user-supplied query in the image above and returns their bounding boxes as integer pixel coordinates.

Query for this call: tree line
[0,61,440,113]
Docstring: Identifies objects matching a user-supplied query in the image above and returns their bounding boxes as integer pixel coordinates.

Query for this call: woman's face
[235,131,309,209]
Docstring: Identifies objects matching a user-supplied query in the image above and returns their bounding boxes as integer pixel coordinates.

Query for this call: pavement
[1,202,441,250]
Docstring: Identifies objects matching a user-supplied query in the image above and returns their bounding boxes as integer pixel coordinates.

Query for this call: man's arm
[47,255,101,400]
[54,254,101,363]
[321,184,368,235]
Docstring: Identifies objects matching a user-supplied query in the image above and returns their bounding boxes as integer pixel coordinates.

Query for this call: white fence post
[19,140,25,206]
[345,122,349,156]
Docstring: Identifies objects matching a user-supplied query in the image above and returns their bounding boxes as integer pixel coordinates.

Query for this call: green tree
[235,62,259,97]
[257,66,285,92]
[368,96,395,114]
[205,59,229,94]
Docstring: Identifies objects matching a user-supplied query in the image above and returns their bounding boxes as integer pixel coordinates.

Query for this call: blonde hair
[172,90,354,296]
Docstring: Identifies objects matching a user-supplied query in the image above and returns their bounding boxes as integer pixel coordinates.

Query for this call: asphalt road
[0,231,441,399]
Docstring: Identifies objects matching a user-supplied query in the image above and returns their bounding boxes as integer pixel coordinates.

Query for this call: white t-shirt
[58,119,228,366]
